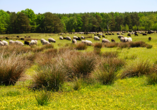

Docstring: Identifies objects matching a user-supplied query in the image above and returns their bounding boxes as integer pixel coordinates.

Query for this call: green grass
[0,32,157,109]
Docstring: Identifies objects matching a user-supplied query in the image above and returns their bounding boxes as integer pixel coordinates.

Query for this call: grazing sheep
[120,37,132,42]
[72,39,77,44]
[21,38,24,40]
[15,41,24,46]
[94,36,100,41]
[2,40,8,46]
[81,36,85,39]
[24,41,30,45]
[102,38,110,43]
[127,37,132,42]
[75,37,81,41]
[17,36,19,38]
[9,40,15,45]
[0,41,4,46]
[102,35,105,38]
[142,33,147,36]
[73,36,78,39]
[127,33,131,36]
[29,40,38,46]
[41,39,50,45]
[5,37,9,40]
[117,32,120,35]
[59,36,63,40]
[148,37,151,41]
[118,35,124,39]
[66,36,71,40]
[111,39,115,42]
[48,38,56,43]
[82,40,92,46]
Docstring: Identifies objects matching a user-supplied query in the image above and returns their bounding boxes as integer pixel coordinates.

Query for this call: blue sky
[0,0,157,14]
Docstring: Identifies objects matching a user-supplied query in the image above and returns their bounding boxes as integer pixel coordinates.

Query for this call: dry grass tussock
[120,60,152,79]
[0,52,28,85]
[75,43,87,50]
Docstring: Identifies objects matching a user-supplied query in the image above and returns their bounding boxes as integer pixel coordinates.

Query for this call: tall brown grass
[75,43,87,50]
[0,53,27,85]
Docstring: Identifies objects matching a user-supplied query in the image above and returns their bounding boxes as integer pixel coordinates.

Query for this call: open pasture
[0,32,157,109]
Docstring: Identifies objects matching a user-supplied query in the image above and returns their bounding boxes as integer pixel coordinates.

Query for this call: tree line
[0,8,157,34]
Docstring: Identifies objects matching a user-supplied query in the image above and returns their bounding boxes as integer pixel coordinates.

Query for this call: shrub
[73,78,81,90]
[31,64,65,91]
[75,43,87,50]
[71,53,96,78]
[104,42,118,48]
[118,42,129,48]
[3,90,21,96]
[93,58,125,85]
[35,89,51,106]
[121,60,151,79]
[147,73,157,85]
[101,51,118,58]
[94,48,101,55]
[94,43,102,48]
[0,53,27,85]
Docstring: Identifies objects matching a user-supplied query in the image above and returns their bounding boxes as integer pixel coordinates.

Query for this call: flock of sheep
[0,30,155,47]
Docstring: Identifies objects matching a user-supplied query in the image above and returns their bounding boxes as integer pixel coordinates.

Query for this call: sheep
[9,40,15,45]
[117,32,120,35]
[118,35,124,39]
[29,40,37,46]
[72,39,77,44]
[2,40,8,46]
[5,37,9,40]
[102,38,110,43]
[119,37,132,42]
[142,33,147,36]
[41,39,50,45]
[94,36,100,41]
[0,41,4,46]
[82,40,92,46]
[127,37,132,42]
[73,36,78,39]
[24,41,30,45]
[21,38,24,40]
[66,36,71,40]
[59,36,63,40]
[102,35,105,38]
[148,37,151,41]
[15,41,24,46]
[81,36,85,39]
[111,39,115,42]
[17,36,19,38]
[127,33,131,36]
[75,37,81,41]
[48,38,56,43]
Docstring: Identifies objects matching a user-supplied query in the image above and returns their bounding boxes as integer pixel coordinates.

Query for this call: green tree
[15,12,30,33]
[0,10,10,34]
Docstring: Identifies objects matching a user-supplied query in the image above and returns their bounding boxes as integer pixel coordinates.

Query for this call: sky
[0,0,157,14]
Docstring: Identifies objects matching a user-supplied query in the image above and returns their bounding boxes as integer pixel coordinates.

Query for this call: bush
[75,43,87,50]
[0,53,27,85]
[31,64,65,91]
[94,43,102,48]
[93,58,125,85]
[101,51,118,58]
[147,73,157,85]
[121,60,151,79]
[94,48,101,55]
[35,89,51,106]
[104,42,118,48]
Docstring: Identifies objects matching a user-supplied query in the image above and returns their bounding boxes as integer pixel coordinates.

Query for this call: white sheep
[15,41,24,46]
[48,38,56,43]
[66,36,71,40]
[2,40,8,46]
[94,36,100,41]
[9,40,15,45]
[41,39,50,45]
[82,40,92,46]
[29,40,38,46]
[81,36,85,39]
[72,39,77,44]
[59,36,63,40]
[73,36,78,39]
[0,41,4,46]
[102,38,110,43]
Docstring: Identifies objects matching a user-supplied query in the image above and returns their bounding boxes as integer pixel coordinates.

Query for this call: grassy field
[0,32,157,109]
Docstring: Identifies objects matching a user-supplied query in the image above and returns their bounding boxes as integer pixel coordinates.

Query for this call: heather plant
[121,60,152,79]
[0,53,27,85]
[75,43,87,50]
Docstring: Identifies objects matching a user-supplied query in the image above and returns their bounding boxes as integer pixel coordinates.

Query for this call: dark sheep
[111,39,115,42]
[148,37,151,41]
[142,33,147,36]
[5,37,9,40]
[127,33,131,36]
[24,41,29,45]
[75,37,81,41]
[17,36,19,38]
[21,38,24,40]
[63,37,67,39]
[102,35,105,38]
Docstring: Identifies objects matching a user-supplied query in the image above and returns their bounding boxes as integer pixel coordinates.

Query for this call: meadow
[0,32,157,110]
